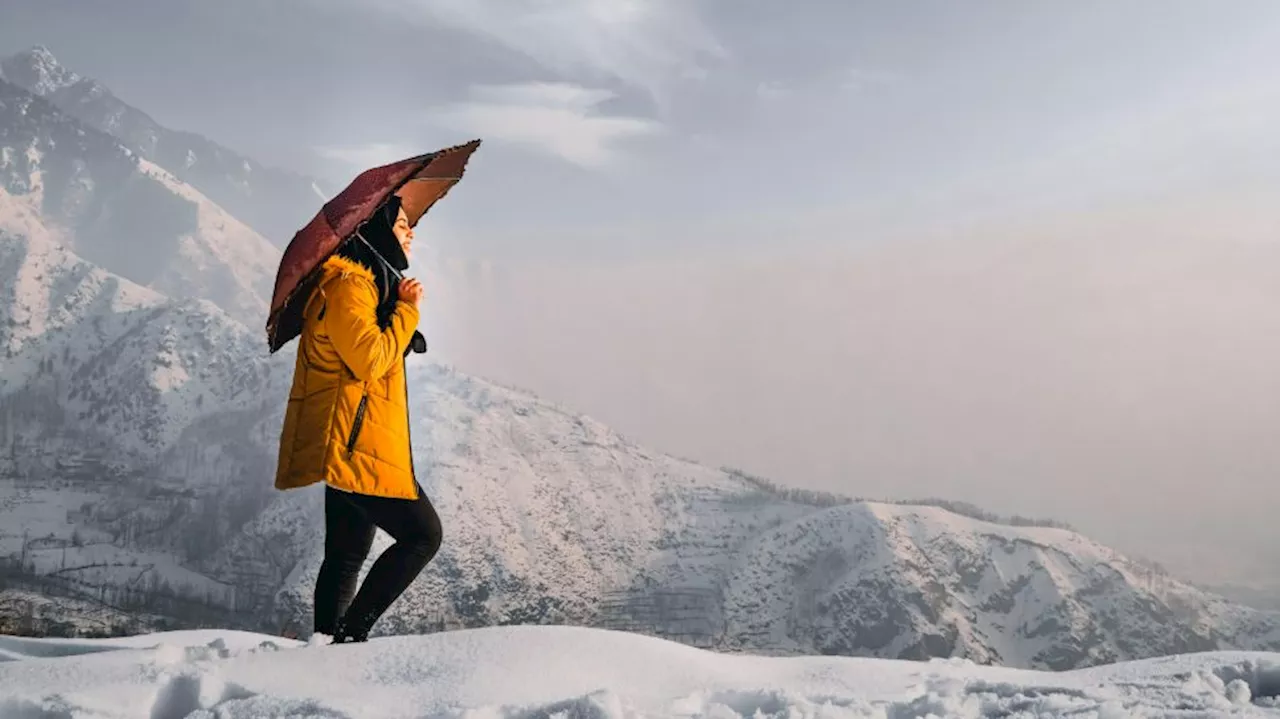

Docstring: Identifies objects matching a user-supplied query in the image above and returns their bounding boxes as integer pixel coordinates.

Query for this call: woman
[274,194,441,644]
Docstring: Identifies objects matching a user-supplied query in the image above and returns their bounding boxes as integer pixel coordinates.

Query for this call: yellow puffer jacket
[274,254,421,499]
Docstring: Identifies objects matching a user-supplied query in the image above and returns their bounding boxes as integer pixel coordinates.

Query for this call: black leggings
[313,482,443,636]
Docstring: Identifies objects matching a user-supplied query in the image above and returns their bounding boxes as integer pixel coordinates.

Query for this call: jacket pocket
[346,393,369,456]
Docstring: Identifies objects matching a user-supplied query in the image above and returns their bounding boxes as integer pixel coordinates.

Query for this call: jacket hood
[322,253,375,283]
[319,252,412,335]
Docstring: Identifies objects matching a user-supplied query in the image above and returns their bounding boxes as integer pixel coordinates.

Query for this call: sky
[3,0,1280,587]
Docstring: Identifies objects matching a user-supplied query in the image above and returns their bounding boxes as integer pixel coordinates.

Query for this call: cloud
[371,0,724,102]
[427,82,661,168]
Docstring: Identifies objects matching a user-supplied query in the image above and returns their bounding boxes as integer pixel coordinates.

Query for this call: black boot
[332,613,374,644]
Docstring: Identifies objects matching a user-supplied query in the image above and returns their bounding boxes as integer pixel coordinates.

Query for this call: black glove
[404,330,427,357]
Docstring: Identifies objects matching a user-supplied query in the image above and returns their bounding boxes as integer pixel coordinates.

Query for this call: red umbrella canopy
[265,139,481,353]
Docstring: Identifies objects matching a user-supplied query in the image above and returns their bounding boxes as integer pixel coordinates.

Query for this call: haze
[4,0,1279,589]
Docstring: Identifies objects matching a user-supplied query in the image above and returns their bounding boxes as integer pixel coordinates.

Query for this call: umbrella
[265,139,482,353]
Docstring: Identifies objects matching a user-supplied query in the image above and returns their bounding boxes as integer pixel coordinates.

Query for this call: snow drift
[2,626,1280,718]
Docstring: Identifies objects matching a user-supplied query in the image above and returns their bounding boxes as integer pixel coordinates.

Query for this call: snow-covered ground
[2,626,1279,718]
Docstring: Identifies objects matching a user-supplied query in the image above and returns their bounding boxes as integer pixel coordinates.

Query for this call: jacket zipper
[346,393,368,455]
[402,356,419,499]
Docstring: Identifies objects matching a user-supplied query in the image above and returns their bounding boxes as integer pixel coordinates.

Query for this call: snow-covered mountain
[0,45,324,246]
[229,362,1277,670]
[0,76,280,326]
[0,229,284,457]
[0,229,288,634]
[2,235,1279,669]
[715,501,1280,668]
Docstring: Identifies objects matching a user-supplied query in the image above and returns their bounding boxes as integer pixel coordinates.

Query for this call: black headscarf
[335,195,410,329]
[333,196,427,355]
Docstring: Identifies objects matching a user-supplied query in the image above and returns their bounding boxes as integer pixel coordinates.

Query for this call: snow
[0,482,234,603]
[0,227,289,472]
[0,224,160,350]
[1,626,1278,718]
[136,158,281,325]
[1,46,83,97]
[0,174,57,252]
[2,75,281,331]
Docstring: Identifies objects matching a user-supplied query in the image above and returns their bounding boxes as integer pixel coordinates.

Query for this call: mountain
[244,365,1280,670]
[0,76,279,326]
[0,45,324,246]
[0,229,284,457]
[0,228,289,633]
[1,237,1279,668]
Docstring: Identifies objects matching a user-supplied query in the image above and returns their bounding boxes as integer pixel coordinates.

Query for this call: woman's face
[392,207,414,261]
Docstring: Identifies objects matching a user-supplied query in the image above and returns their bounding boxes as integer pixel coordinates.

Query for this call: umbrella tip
[442,138,483,162]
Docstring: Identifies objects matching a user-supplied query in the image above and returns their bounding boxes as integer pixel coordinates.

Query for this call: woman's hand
[398,277,425,306]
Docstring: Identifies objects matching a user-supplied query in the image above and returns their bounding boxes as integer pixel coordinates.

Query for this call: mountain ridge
[1,45,325,246]
[0,74,280,327]
[1,230,1277,670]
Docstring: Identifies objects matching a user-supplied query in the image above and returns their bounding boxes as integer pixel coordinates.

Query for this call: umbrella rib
[352,230,406,281]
